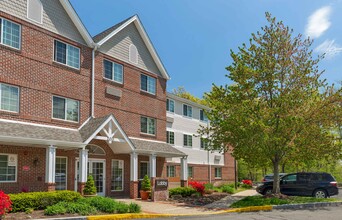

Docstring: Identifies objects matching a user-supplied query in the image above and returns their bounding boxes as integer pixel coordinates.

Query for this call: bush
[188,181,205,195]
[221,185,235,194]
[204,183,214,190]
[128,202,141,213]
[0,191,12,216]
[9,191,81,212]
[169,187,197,197]
[241,179,253,188]
[44,204,67,216]
[141,175,151,191]
[83,175,97,195]
[83,196,133,214]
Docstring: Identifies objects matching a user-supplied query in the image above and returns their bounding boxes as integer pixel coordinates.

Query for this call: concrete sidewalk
[232,189,259,197]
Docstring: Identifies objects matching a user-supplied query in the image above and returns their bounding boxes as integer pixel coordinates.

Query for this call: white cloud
[315,39,342,59]
[305,6,332,38]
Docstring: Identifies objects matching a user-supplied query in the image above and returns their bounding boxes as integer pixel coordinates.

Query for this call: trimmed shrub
[221,185,235,194]
[9,191,81,212]
[169,187,197,197]
[204,183,214,190]
[128,202,141,213]
[44,203,67,216]
[83,196,132,214]
[189,181,205,195]
[83,175,97,195]
[141,175,151,191]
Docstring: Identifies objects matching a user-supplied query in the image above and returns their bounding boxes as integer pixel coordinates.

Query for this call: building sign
[8,154,17,166]
[155,179,168,191]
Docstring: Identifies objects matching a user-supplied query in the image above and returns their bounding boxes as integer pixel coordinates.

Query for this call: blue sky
[71,0,342,98]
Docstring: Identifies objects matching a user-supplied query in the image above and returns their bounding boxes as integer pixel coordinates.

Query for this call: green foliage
[141,175,151,191]
[204,183,214,190]
[230,196,339,208]
[9,191,81,212]
[169,187,197,197]
[44,204,67,216]
[128,202,141,213]
[171,86,207,106]
[199,12,342,194]
[45,201,97,216]
[221,185,235,194]
[83,175,97,195]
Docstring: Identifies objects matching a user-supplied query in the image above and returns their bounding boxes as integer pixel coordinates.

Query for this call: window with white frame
[140,74,156,95]
[188,166,193,178]
[0,83,19,113]
[52,96,79,122]
[183,134,192,147]
[200,138,208,149]
[183,104,192,117]
[140,116,156,135]
[55,157,67,190]
[54,40,80,69]
[167,165,175,177]
[103,60,123,83]
[215,167,222,179]
[166,99,174,112]
[0,18,21,49]
[139,161,150,179]
[111,160,124,191]
[166,131,174,145]
[200,109,208,122]
[0,154,17,182]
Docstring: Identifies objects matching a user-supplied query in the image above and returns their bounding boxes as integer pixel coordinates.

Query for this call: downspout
[91,44,99,118]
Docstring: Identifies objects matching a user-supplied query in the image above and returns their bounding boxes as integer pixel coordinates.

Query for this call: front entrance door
[75,159,106,196]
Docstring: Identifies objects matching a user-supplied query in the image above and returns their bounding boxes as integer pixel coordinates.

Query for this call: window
[54,40,80,69]
[183,134,192,147]
[140,74,156,95]
[140,161,150,179]
[166,99,174,112]
[282,174,297,182]
[103,60,123,83]
[183,104,192,117]
[111,160,124,191]
[27,0,43,24]
[200,109,208,122]
[188,167,193,178]
[140,116,156,135]
[167,165,175,177]
[55,157,67,190]
[52,96,79,122]
[215,167,222,179]
[200,138,208,149]
[166,131,174,145]
[0,154,17,182]
[0,18,21,49]
[129,44,138,64]
[0,83,19,113]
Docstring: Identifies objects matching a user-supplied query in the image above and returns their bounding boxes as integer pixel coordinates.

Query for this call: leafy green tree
[199,13,342,194]
[171,87,207,105]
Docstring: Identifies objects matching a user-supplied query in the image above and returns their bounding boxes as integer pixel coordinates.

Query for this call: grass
[230,195,340,208]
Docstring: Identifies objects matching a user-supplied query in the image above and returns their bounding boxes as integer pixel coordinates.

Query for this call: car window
[311,173,323,181]
[298,173,310,181]
[282,174,297,182]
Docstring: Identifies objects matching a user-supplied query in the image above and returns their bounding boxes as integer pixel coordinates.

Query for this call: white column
[45,145,56,183]
[149,154,156,178]
[130,152,138,181]
[180,156,188,181]
[79,149,89,183]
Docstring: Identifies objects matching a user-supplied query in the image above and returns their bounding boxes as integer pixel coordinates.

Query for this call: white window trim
[26,0,43,24]
[0,83,20,113]
[166,131,175,145]
[53,39,80,70]
[167,165,175,177]
[111,159,124,192]
[140,116,156,136]
[188,166,193,178]
[55,156,68,190]
[103,59,124,84]
[166,99,175,113]
[200,109,208,122]
[139,161,150,179]
[0,153,18,183]
[0,17,21,50]
[183,134,193,148]
[182,104,193,118]
[140,74,156,95]
[52,95,80,123]
[215,167,222,179]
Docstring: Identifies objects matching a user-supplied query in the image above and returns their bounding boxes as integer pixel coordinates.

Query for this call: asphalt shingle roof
[79,115,111,142]
[130,138,186,157]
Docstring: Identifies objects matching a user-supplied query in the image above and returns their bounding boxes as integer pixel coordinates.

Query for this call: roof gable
[94,15,170,80]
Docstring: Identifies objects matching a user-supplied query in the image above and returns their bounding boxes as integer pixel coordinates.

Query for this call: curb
[273,201,342,210]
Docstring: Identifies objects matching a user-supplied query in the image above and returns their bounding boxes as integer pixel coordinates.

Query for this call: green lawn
[230,196,340,208]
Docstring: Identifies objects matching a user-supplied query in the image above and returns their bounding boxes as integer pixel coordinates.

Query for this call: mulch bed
[168,192,228,207]
[6,210,84,219]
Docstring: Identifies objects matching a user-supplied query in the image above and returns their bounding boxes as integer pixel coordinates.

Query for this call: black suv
[256,172,339,198]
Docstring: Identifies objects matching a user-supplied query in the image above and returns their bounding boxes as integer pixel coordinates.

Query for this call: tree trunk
[282,163,286,173]
[272,160,281,194]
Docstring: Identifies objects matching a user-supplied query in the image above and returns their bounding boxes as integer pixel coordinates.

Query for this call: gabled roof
[93,15,170,80]
[59,0,94,47]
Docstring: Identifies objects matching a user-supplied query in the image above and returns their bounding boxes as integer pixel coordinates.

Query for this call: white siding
[0,0,86,45]
[98,23,162,77]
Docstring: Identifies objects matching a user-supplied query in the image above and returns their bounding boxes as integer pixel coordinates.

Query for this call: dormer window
[129,44,138,64]
[27,0,43,24]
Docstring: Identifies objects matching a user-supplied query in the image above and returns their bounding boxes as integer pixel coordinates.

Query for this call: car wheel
[264,188,273,195]
[313,189,327,198]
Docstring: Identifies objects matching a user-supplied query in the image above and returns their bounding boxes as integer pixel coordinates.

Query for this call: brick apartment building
[0,0,234,198]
